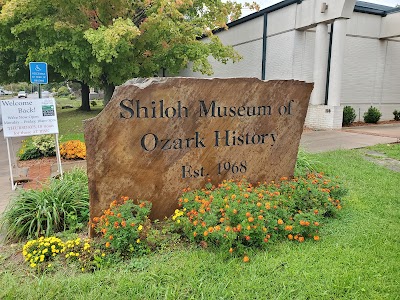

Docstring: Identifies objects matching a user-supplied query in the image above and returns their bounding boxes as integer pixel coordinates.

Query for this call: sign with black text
[0,98,59,138]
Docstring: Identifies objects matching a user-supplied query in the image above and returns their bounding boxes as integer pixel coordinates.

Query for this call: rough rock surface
[84,77,313,233]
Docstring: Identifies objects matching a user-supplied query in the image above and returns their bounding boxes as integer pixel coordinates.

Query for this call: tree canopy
[0,0,258,106]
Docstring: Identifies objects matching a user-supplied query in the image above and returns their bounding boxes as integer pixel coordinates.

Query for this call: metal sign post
[5,138,17,190]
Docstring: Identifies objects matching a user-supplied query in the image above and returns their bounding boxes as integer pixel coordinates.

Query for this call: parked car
[17,91,28,98]
[42,90,51,98]
[0,89,12,95]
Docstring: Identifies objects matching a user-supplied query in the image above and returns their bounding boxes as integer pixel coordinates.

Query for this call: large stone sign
[85,78,313,231]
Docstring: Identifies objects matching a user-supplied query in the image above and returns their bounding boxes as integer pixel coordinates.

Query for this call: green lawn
[1,149,399,299]
[367,143,400,160]
[56,97,103,142]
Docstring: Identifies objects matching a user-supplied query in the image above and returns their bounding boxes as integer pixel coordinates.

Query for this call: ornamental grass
[173,173,346,258]
[0,168,89,241]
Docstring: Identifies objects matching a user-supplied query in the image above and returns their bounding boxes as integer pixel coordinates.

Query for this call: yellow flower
[136,239,141,244]
[138,225,143,231]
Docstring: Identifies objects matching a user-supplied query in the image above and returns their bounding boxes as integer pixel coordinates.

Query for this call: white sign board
[0,98,59,138]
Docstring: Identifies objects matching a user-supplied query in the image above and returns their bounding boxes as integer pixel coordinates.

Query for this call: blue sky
[239,0,399,15]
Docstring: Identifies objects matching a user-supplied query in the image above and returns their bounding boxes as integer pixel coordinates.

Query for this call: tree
[1,0,256,105]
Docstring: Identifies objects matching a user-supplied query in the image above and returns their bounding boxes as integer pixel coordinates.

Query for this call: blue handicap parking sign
[29,62,48,84]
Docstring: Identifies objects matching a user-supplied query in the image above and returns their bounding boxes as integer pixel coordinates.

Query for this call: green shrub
[57,86,70,97]
[342,106,357,126]
[363,106,382,123]
[18,135,56,160]
[173,174,346,258]
[92,197,152,257]
[0,168,89,241]
[91,100,97,106]
[393,110,400,121]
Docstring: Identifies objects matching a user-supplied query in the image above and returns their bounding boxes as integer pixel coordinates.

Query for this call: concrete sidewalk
[300,124,400,153]
[0,123,399,216]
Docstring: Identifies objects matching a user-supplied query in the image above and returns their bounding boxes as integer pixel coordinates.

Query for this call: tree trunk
[103,84,115,106]
[80,82,90,111]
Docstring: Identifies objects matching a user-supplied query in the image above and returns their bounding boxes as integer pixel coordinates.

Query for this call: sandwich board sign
[0,97,63,190]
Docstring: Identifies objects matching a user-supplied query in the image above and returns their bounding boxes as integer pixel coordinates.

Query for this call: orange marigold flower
[114,221,119,228]
[258,215,263,220]
[245,212,251,218]
[299,220,306,226]
[117,213,122,218]
[256,202,262,207]
[236,224,242,231]
[105,242,110,248]
[298,236,305,243]
[203,231,209,237]
[246,225,251,230]
[313,235,320,241]
[233,209,238,214]
[231,194,236,199]
[229,248,233,253]
[277,219,284,225]
[121,221,126,227]
[288,234,293,240]
[193,232,197,237]
[220,218,225,223]
[245,235,251,241]
[243,256,250,263]
[314,222,319,226]
[314,209,319,214]
[248,217,254,223]
[201,221,206,227]
[263,238,269,243]
[208,227,214,233]
[244,194,249,198]
[101,228,107,234]
[285,225,293,231]
[225,226,231,232]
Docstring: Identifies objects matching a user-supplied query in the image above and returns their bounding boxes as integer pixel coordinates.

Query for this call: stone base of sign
[85,78,313,236]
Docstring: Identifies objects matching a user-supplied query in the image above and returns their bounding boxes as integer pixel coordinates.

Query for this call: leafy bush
[393,110,400,121]
[342,106,356,126]
[91,100,97,106]
[22,236,106,273]
[0,168,89,241]
[173,174,346,258]
[92,197,152,256]
[18,135,56,160]
[60,140,86,160]
[57,86,70,97]
[363,106,382,123]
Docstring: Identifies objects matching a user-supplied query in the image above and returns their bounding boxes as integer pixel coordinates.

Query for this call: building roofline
[223,0,397,31]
